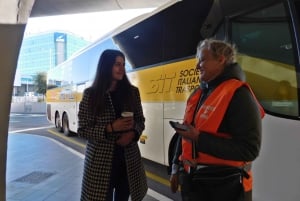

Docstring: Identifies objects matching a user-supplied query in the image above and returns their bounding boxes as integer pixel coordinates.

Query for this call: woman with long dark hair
[78,49,147,201]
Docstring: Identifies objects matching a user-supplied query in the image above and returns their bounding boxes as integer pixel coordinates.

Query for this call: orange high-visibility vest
[180,79,265,192]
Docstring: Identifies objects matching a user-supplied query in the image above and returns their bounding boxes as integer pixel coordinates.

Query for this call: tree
[34,72,47,99]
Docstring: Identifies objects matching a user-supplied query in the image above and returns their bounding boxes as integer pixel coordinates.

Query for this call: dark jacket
[78,86,147,201]
[198,63,262,161]
[172,63,262,164]
[169,63,262,201]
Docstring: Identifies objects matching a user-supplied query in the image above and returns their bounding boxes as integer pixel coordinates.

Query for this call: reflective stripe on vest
[180,79,265,192]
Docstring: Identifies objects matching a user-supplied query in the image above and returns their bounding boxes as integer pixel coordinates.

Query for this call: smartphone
[169,121,188,131]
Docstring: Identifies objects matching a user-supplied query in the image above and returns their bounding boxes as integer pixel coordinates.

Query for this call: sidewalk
[6,133,171,201]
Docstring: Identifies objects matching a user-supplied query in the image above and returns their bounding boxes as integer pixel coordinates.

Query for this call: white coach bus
[46,0,300,200]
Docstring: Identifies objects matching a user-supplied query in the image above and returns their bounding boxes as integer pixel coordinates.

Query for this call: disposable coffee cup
[121,111,133,118]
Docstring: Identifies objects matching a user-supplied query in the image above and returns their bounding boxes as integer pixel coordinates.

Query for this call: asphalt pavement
[7,113,178,201]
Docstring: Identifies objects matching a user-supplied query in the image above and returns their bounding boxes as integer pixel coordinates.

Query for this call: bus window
[113,1,212,69]
[229,2,299,118]
[294,1,300,28]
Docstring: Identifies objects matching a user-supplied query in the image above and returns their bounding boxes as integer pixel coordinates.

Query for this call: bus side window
[294,2,300,23]
[226,2,299,118]
[274,80,292,101]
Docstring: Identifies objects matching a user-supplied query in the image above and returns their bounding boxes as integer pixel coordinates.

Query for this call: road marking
[47,129,86,148]
[38,134,85,159]
[10,113,46,117]
[146,171,170,187]
[9,126,54,133]
[47,129,172,188]
[9,113,23,116]
[46,130,173,200]
[147,189,173,201]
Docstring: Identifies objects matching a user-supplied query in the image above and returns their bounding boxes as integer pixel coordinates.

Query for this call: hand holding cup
[121,111,134,118]
[120,111,134,131]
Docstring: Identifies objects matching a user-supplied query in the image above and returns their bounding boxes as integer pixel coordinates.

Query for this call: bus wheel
[55,113,63,132]
[167,132,179,175]
[62,113,71,136]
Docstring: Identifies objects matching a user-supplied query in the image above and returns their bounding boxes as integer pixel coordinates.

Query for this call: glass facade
[17,31,91,76]
[14,31,90,96]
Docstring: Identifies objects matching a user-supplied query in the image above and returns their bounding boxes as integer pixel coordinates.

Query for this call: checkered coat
[77,86,148,201]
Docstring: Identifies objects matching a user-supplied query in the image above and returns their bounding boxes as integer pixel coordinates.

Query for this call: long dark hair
[89,49,134,115]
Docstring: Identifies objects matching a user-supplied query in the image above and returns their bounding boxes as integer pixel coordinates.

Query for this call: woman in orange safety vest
[169,39,264,201]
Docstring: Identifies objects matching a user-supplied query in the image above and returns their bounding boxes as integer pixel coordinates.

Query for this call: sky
[14,8,154,86]
[24,8,154,42]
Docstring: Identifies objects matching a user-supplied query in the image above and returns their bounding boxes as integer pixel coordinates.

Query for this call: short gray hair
[197,38,237,66]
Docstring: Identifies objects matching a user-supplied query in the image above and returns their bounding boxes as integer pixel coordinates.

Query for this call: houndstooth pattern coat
[77,86,148,201]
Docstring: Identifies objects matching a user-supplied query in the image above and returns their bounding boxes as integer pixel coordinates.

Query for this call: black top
[110,89,123,118]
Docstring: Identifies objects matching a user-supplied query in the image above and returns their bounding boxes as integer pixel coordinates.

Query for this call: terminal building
[14,31,91,96]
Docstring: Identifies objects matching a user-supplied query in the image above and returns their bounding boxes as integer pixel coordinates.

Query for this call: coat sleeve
[198,86,262,161]
[77,89,113,142]
[132,87,145,142]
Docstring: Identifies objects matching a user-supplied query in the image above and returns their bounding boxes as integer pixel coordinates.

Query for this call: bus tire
[62,113,71,136]
[55,112,63,132]
[167,132,179,175]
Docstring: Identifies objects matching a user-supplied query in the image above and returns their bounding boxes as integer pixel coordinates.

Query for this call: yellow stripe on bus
[46,58,199,103]
[47,55,295,104]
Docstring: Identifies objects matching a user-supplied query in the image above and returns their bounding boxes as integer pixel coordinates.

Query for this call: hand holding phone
[169,121,188,131]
